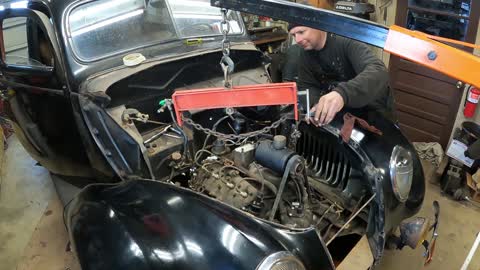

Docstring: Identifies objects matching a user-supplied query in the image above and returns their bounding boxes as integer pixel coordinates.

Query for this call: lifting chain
[182,115,289,142]
[220,8,234,88]
[176,9,289,143]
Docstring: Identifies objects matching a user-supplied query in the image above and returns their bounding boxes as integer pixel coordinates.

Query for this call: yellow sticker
[185,39,203,46]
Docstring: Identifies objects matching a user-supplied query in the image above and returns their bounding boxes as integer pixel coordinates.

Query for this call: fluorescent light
[129,242,143,257]
[173,14,221,20]
[169,0,210,7]
[10,1,28,8]
[185,240,203,256]
[0,6,5,11]
[72,9,144,37]
[69,0,134,24]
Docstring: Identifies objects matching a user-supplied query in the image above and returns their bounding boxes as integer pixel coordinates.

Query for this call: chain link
[220,8,231,57]
[220,8,234,88]
[183,115,289,142]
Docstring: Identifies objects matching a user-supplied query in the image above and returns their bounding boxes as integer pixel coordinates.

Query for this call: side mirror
[0,8,55,77]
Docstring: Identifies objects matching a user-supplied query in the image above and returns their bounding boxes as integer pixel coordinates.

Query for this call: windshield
[68,0,243,61]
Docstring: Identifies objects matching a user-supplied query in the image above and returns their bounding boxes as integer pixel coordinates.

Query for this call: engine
[189,136,317,228]
[135,108,370,242]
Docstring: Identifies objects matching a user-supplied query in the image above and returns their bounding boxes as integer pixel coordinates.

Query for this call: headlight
[390,145,413,202]
[256,251,306,270]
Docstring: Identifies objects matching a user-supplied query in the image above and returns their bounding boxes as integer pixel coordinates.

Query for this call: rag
[413,142,444,167]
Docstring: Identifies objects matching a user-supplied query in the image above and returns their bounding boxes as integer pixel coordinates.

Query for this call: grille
[296,126,352,189]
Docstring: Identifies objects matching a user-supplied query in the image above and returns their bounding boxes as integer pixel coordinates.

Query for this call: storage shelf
[408,5,470,20]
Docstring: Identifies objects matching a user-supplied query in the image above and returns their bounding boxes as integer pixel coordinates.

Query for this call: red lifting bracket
[172,82,299,126]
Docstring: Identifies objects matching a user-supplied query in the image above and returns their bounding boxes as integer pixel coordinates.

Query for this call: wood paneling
[390,57,463,147]
[389,0,480,148]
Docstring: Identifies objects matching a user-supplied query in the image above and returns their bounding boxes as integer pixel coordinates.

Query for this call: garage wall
[448,20,480,145]
[368,0,397,66]
[1,1,28,58]
[4,17,27,58]
[368,0,479,147]
[475,20,480,56]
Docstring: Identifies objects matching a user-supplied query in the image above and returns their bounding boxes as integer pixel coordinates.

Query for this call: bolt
[105,150,112,157]
[427,51,437,60]
[225,107,235,115]
[92,128,99,135]
[171,152,182,161]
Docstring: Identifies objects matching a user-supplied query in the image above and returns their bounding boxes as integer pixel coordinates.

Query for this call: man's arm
[297,50,346,125]
[335,39,389,108]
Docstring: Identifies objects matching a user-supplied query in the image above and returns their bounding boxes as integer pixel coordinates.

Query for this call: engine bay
[119,104,372,244]
[100,49,374,246]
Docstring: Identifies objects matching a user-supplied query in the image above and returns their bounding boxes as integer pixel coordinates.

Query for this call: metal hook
[220,55,235,88]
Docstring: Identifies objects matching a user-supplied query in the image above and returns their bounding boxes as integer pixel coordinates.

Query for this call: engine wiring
[201,115,231,150]
[269,155,303,221]
[252,162,267,201]
[146,96,369,240]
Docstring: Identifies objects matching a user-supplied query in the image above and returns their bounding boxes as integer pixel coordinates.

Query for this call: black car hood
[67,180,335,270]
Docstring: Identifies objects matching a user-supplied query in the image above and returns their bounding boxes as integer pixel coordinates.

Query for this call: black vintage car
[0,0,438,269]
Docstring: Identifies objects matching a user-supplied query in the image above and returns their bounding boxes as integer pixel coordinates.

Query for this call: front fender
[66,180,335,270]
[319,109,425,261]
[345,110,425,228]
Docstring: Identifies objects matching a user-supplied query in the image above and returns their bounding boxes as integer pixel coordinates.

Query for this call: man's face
[289,26,327,51]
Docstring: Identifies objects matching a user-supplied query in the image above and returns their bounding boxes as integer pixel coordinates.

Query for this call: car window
[167,0,242,37]
[67,0,243,61]
[68,0,177,61]
[2,17,54,68]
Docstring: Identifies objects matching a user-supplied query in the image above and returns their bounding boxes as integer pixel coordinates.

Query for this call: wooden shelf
[253,35,287,45]
[408,5,470,20]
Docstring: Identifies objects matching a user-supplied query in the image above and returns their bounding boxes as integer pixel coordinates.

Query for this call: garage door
[1,1,28,59]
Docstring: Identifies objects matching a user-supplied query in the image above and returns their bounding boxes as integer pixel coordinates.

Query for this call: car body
[0,0,434,269]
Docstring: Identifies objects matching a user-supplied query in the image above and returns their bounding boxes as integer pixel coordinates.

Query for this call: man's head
[289,26,327,51]
[287,0,333,50]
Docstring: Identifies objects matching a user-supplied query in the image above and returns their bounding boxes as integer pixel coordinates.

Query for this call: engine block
[195,163,258,209]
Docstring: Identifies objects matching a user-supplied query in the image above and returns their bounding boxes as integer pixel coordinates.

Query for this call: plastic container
[456,121,480,146]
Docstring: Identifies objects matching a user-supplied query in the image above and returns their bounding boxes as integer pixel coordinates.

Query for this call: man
[288,3,393,125]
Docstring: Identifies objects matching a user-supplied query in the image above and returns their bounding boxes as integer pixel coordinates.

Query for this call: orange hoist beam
[384,25,480,88]
[172,82,298,126]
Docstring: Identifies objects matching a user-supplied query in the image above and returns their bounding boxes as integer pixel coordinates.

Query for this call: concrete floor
[0,136,54,270]
[378,161,480,270]
[0,135,479,270]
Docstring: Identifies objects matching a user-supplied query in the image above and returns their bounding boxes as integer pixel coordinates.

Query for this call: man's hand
[308,91,345,126]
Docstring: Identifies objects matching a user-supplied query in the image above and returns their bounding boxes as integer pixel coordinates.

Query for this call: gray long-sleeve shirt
[297,33,393,114]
